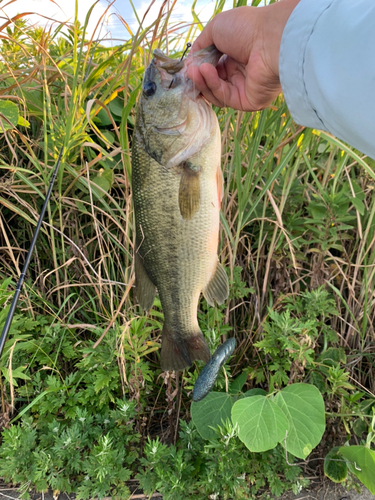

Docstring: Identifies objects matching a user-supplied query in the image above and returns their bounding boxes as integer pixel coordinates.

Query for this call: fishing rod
[0,146,64,359]
[0,40,115,360]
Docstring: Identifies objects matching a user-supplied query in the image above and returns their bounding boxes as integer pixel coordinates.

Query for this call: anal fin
[134,251,156,311]
[203,261,229,307]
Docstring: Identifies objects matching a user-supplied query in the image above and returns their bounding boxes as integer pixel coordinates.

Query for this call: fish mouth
[155,117,188,135]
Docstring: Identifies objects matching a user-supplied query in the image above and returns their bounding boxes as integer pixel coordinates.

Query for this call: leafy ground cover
[0,0,374,499]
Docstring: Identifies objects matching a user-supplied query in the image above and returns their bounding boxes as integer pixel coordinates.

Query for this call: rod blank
[0,147,63,358]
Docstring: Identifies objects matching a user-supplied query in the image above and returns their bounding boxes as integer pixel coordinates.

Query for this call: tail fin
[160,325,211,371]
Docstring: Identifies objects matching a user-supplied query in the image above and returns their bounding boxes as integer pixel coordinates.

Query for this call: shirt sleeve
[279,0,375,159]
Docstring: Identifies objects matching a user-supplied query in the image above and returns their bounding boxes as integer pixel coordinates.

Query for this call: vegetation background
[0,0,374,498]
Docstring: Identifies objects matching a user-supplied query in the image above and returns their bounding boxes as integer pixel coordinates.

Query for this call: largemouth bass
[132,45,229,371]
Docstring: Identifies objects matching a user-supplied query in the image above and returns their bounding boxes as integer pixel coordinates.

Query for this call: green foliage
[191,392,233,439]
[325,410,375,493]
[254,287,345,391]
[193,385,325,460]
[324,447,348,483]
[0,100,29,132]
[305,183,357,253]
[233,395,290,453]
[338,446,375,494]
[273,384,325,459]
[0,1,374,498]
[137,420,308,500]
[0,401,138,499]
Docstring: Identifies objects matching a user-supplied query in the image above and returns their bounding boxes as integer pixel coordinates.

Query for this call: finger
[198,63,244,109]
[187,63,226,107]
[190,9,253,64]
[186,64,208,92]
[216,58,228,81]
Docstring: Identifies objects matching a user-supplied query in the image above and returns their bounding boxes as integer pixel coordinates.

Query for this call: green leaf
[0,100,19,132]
[101,130,115,145]
[229,370,248,394]
[242,388,267,398]
[318,347,346,374]
[17,115,30,128]
[324,447,347,483]
[353,418,368,438]
[231,395,289,452]
[91,169,114,196]
[22,89,43,116]
[95,108,112,126]
[360,398,375,416]
[108,97,124,117]
[274,384,325,459]
[309,372,326,393]
[191,392,233,440]
[339,446,375,494]
[349,196,365,215]
[1,365,31,386]
[308,201,327,221]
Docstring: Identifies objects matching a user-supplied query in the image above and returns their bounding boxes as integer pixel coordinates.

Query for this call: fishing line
[0,147,64,359]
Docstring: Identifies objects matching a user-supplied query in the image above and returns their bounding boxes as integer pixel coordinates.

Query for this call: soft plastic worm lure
[192,337,236,402]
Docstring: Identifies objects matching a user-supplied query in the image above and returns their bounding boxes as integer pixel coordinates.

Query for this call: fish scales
[132,46,229,371]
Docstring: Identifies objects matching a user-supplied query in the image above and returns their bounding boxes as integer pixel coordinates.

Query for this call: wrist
[260,0,301,78]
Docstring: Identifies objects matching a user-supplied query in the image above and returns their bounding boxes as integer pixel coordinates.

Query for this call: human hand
[186,0,300,111]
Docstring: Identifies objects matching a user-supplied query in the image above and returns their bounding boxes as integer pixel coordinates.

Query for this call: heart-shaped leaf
[232,395,289,452]
[191,392,233,440]
[274,384,325,459]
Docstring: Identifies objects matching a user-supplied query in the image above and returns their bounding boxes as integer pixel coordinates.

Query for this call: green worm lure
[192,337,236,402]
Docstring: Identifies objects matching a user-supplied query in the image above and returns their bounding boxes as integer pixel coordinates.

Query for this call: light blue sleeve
[279,0,375,159]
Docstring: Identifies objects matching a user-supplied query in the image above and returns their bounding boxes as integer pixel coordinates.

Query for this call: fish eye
[143,81,157,97]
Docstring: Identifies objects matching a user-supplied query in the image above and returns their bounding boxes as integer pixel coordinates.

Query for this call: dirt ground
[273,480,374,500]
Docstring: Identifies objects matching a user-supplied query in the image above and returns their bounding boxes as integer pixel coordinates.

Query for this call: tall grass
[0,0,374,451]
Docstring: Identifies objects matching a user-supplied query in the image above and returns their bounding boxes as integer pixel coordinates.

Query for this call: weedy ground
[0,1,374,499]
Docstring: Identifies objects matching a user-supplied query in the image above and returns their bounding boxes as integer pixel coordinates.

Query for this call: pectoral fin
[135,251,156,311]
[178,161,201,220]
[203,262,229,307]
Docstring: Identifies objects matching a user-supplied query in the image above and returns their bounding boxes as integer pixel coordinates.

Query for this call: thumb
[189,18,216,55]
[189,8,254,65]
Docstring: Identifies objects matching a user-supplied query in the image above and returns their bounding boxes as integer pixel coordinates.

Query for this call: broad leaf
[339,445,375,494]
[242,388,267,398]
[191,392,233,440]
[232,395,289,452]
[350,196,365,215]
[229,370,248,394]
[324,447,347,483]
[91,169,114,196]
[17,116,30,128]
[0,100,19,132]
[274,384,325,459]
